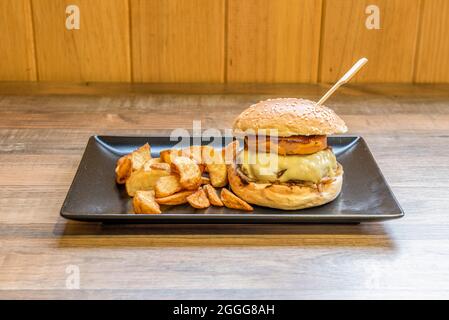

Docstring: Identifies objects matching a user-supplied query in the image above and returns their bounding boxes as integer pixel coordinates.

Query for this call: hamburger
[228,98,347,210]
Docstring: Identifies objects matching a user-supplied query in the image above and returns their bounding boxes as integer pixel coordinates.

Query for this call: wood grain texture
[131,0,225,83]
[227,0,322,83]
[1,83,449,299]
[0,0,448,84]
[31,0,131,82]
[0,0,36,81]
[414,0,449,83]
[320,0,421,83]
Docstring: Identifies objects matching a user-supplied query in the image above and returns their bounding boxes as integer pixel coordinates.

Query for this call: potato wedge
[202,146,228,187]
[160,149,181,165]
[155,175,183,198]
[202,145,224,164]
[130,143,151,171]
[203,184,224,207]
[187,188,210,209]
[148,162,171,172]
[133,190,161,214]
[160,146,206,171]
[183,146,207,172]
[201,145,215,164]
[201,176,210,185]
[171,156,202,190]
[221,188,253,211]
[115,155,132,184]
[155,190,195,205]
[207,163,227,187]
[143,158,162,167]
[115,143,152,183]
[181,146,203,165]
[126,167,171,197]
[223,140,240,164]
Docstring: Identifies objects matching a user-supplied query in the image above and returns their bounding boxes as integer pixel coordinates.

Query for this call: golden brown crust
[203,184,224,207]
[115,155,132,184]
[133,191,161,214]
[186,188,210,209]
[220,188,254,212]
[233,98,347,137]
[227,162,343,210]
[155,190,195,205]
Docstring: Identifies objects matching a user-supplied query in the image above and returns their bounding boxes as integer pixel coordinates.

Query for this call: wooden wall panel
[320,0,421,83]
[0,0,448,84]
[227,0,322,83]
[131,0,225,83]
[415,0,449,83]
[0,0,36,81]
[31,0,131,82]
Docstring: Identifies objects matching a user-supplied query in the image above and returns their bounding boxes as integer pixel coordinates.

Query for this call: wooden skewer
[316,57,368,106]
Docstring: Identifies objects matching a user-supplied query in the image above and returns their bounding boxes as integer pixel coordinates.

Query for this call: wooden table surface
[1,83,449,299]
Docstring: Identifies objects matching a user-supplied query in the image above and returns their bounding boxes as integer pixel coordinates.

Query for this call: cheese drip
[239,149,337,184]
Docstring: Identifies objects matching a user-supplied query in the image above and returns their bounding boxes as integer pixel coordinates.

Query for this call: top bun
[233,98,347,137]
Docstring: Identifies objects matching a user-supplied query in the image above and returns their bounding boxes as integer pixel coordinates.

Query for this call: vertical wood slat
[0,0,448,84]
[31,0,131,82]
[131,0,225,83]
[227,0,323,83]
[0,0,36,81]
[414,0,449,83]
[320,0,421,83]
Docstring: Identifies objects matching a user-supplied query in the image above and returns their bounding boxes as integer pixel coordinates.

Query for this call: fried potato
[160,149,181,165]
[207,163,227,187]
[201,145,215,164]
[133,190,161,214]
[130,143,151,171]
[161,146,204,161]
[116,143,152,184]
[155,175,183,198]
[203,184,224,207]
[182,146,207,172]
[181,146,203,165]
[143,158,162,167]
[187,188,210,209]
[202,145,221,164]
[115,155,132,184]
[148,162,171,172]
[171,156,202,190]
[221,188,253,211]
[223,140,240,164]
[201,176,210,185]
[126,167,171,197]
[155,190,195,205]
[202,146,228,187]
[209,158,228,185]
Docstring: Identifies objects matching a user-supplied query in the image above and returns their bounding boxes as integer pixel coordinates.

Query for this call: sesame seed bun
[233,98,347,137]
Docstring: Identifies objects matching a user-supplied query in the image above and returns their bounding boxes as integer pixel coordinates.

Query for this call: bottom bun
[227,163,343,210]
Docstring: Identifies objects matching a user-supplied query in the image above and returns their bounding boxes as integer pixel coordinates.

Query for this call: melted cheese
[239,149,337,183]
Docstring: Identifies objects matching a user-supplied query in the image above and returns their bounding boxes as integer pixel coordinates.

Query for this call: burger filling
[245,135,327,155]
[238,148,337,184]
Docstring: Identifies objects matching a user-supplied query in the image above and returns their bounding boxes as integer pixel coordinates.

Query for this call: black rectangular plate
[61,135,404,223]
